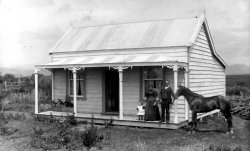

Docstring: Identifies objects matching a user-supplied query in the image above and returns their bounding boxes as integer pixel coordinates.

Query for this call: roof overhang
[203,19,227,68]
[35,54,188,69]
[191,15,227,68]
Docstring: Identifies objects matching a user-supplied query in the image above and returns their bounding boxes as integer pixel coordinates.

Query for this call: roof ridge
[73,16,200,29]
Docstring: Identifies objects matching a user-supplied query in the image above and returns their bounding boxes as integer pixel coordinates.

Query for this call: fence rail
[2,81,25,91]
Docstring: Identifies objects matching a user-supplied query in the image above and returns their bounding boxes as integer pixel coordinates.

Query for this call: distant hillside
[0,67,33,77]
[226,74,250,88]
[226,64,250,75]
[0,67,51,77]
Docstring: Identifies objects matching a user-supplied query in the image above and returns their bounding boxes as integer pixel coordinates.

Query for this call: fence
[3,80,25,91]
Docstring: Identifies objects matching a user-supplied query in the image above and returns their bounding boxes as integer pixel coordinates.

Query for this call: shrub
[205,144,243,151]
[134,138,147,151]
[31,114,102,150]
[0,113,18,136]
[81,115,100,148]
[104,117,114,128]
[65,113,78,125]
[31,114,83,150]
[30,115,71,150]
[0,123,18,135]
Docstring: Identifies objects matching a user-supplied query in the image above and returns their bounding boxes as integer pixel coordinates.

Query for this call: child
[136,102,145,121]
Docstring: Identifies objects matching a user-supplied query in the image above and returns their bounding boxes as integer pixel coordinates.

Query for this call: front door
[105,70,119,113]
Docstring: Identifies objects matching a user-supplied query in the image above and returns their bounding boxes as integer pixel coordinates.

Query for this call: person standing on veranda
[144,87,160,121]
[160,80,177,123]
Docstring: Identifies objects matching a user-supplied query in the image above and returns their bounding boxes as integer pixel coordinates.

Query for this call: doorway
[105,70,119,113]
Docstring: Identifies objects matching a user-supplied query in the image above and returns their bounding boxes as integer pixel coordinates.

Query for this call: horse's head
[175,85,186,98]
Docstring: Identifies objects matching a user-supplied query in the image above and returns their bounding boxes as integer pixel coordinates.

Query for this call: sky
[0,0,249,69]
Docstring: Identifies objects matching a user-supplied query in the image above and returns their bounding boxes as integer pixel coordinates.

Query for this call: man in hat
[160,80,177,123]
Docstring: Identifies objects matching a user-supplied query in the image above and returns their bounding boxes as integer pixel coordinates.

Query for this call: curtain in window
[143,67,163,96]
[69,70,84,97]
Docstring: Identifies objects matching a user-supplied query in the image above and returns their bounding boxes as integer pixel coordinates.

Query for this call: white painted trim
[203,19,227,67]
[184,70,189,121]
[188,15,227,68]
[73,68,77,115]
[51,69,54,100]
[111,66,130,120]
[51,46,188,56]
[189,15,205,46]
[173,64,178,123]
[35,62,188,69]
[34,68,40,114]
[118,67,124,119]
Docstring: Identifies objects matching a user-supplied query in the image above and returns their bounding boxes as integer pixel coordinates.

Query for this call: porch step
[76,116,188,129]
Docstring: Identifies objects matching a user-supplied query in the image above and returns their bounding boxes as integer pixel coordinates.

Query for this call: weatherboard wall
[54,69,67,100]
[52,67,187,123]
[76,68,103,114]
[123,67,140,116]
[188,24,226,118]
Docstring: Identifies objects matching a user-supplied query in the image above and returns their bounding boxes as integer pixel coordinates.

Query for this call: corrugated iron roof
[36,53,187,68]
[50,17,202,53]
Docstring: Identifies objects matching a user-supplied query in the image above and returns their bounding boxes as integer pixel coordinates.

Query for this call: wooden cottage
[35,15,227,129]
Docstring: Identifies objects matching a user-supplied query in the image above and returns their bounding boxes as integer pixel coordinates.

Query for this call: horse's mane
[181,86,203,97]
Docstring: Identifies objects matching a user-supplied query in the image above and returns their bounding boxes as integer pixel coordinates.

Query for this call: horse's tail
[225,103,232,119]
[218,96,232,118]
[219,96,233,131]
[226,101,233,131]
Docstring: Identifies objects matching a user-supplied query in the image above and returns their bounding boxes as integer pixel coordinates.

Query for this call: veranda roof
[35,53,188,69]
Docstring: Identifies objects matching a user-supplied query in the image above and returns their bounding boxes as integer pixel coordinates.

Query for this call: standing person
[144,86,159,121]
[136,102,145,121]
[160,80,177,123]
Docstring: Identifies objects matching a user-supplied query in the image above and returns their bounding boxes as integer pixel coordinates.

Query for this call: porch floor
[37,111,188,129]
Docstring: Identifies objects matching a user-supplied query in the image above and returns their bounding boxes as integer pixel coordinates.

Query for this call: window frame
[67,69,86,100]
[142,66,164,99]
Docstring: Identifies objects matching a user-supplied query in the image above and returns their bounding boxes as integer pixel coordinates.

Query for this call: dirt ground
[0,115,249,151]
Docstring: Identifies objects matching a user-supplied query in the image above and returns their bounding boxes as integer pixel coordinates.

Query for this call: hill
[226,64,250,75]
[0,67,33,77]
[0,67,51,77]
[226,74,250,88]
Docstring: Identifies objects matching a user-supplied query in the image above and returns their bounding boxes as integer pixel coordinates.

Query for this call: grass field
[0,109,249,151]
[226,74,250,88]
[0,74,249,150]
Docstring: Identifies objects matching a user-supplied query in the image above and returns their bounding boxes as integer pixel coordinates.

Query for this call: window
[143,67,163,97]
[68,69,85,98]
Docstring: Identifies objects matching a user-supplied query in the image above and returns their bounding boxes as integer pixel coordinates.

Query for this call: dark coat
[144,88,160,121]
[160,87,175,104]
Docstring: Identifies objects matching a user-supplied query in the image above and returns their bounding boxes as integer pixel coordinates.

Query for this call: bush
[65,113,78,125]
[30,115,71,150]
[3,90,51,113]
[205,144,243,151]
[226,85,249,96]
[31,114,81,150]
[31,114,102,150]
[82,123,99,148]
[0,113,18,136]
[0,124,18,135]
[104,117,114,128]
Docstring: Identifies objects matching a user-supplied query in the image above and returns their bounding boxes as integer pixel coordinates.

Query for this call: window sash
[69,79,84,97]
[68,70,85,98]
[142,67,163,98]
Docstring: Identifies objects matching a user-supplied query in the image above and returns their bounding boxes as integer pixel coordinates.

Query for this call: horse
[175,85,233,134]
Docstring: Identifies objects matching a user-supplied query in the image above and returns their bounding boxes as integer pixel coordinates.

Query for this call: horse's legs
[225,113,233,133]
[194,112,198,131]
[221,106,233,133]
[191,111,197,133]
